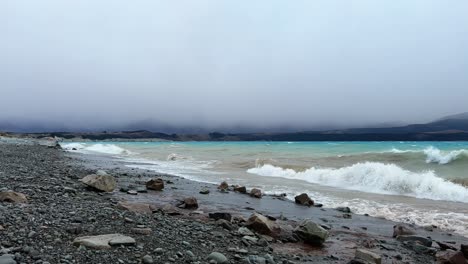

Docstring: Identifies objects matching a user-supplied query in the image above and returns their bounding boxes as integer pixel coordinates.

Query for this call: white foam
[424,146,468,164]
[61,143,132,155]
[247,162,468,203]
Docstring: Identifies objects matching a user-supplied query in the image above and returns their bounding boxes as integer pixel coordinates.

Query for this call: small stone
[355,249,381,264]
[218,181,229,190]
[250,188,262,198]
[335,206,351,213]
[127,190,138,195]
[392,224,415,237]
[234,186,247,193]
[155,248,164,254]
[146,178,164,191]
[294,193,314,206]
[200,189,210,195]
[207,252,228,263]
[131,228,152,235]
[142,255,154,264]
[209,212,232,222]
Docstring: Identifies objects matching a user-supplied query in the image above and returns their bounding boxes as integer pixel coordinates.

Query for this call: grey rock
[207,252,228,263]
[293,220,329,246]
[396,235,432,247]
[142,255,154,264]
[355,249,381,264]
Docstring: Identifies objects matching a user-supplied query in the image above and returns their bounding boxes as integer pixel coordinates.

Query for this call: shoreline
[1,139,467,263]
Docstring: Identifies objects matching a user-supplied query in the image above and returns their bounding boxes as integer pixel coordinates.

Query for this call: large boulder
[250,188,262,198]
[80,174,116,192]
[0,191,28,203]
[245,213,281,237]
[294,220,329,246]
[73,234,136,249]
[393,224,416,237]
[294,193,314,206]
[146,179,164,191]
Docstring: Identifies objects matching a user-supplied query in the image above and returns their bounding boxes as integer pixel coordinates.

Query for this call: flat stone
[436,250,466,264]
[0,191,28,203]
[116,201,154,213]
[396,235,432,247]
[355,249,381,264]
[0,254,16,264]
[73,234,136,249]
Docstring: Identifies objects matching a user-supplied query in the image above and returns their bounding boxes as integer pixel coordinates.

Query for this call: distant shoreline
[3,130,468,142]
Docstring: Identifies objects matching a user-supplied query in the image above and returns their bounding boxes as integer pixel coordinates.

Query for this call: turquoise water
[62,141,468,236]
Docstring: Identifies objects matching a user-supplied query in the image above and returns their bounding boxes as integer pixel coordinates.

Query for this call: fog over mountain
[1,1,468,132]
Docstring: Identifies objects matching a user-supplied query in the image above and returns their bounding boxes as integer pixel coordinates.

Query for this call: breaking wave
[423,146,468,164]
[61,143,133,155]
[247,162,468,203]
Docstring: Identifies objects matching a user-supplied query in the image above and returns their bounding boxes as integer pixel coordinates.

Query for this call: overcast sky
[1,1,468,132]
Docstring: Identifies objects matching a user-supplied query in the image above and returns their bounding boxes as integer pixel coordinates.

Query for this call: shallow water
[61,141,468,236]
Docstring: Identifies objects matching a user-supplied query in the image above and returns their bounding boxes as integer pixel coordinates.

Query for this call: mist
[1,1,468,132]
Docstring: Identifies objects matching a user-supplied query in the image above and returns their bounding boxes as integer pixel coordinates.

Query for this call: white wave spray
[423,146,468,164]
[61,143,132,155]
[247,162,468,203]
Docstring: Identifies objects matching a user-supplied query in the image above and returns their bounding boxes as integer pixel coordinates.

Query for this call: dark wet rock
[0,191,28,203]
[396,235,432,247]
[250,188,262,198]
[209,212,232,222]
[218,181,229,190]
[234,185,247,194]
[461,244,468,259]
[436,241,457,251]
[435,250,467,264]
[354,249,381,264]
[181,197,198,209]
[393,224,416,238]
[80,174,116,192]
[199,189,210,194]
[146,178,164,191]
[294,193,314,206]
[246,213,281,237]
[294,220,329,246]
[335,206,351,213]
[216,219,234,230]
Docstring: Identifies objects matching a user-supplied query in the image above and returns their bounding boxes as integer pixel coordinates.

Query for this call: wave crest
[61,143,132,155]
[247,162,468,202]
[423,146,468,164]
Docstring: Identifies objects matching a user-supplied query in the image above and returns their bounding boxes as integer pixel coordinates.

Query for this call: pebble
[142,255,154,264]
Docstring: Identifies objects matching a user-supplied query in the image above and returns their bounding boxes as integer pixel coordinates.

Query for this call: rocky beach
[1,138,468,264]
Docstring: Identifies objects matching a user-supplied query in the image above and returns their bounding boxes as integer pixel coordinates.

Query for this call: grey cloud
[1,0,468,132]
